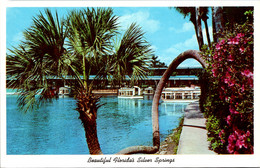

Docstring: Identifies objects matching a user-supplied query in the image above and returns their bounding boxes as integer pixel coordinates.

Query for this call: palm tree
[195,7,204,50]
[212,7,224,42]
[7,9,68,112]
[7,8,154,155]
[200,7,211,47]
[66,8,119,154]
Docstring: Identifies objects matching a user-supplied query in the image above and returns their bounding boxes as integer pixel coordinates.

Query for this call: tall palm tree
[212,7,224,42]
[66,8,119,154]
[200,7,211,47]
[195,7,204,50]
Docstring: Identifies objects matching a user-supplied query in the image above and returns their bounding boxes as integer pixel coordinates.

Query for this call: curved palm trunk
[76,50,207,155]
[118,50,207,155]
[152,50,207,149]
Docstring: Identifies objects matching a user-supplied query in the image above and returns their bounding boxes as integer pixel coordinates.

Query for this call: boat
[58,86,71,97]
[143,86,154,95]
[118,86,143,99]
[161,86,201,102]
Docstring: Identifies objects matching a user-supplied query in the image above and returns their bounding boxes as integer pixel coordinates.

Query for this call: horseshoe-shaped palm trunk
[152,50,207,150]
[118,50,207,154]
[75,50,206,155]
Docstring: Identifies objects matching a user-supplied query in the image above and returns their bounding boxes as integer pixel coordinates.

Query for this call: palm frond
[6,8,68,112]
[111,23,153,86]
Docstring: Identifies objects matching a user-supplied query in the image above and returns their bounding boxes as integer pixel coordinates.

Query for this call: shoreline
[156,117,184,154]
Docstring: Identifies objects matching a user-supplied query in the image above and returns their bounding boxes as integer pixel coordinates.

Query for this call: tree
[150,55,167,68]
[6,9,68,112]
[200,7,211,47]
[6,8,154,155]
[109,23,153,87]
[66,8,119,154]
[212,7,224,42]
[195,7,204,50]
[175,7,204,50]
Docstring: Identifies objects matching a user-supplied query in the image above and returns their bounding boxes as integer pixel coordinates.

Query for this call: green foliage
[172,118,184,154]
[206,115,227,153]
[7,8,154,111]
[6,9,68,112]
[201,11,254,154]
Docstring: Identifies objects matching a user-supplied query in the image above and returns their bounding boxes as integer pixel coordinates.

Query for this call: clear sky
[6,7,213,67]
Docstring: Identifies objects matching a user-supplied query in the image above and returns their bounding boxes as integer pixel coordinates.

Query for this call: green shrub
[201,11,253,154]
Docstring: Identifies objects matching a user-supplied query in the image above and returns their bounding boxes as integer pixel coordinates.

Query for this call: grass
[156,117,184,154]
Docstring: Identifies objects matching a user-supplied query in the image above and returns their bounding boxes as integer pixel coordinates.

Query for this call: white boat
[161,86,201,102]
[118,86,143,99]
[143,86,154,95]
[58,86,71,97]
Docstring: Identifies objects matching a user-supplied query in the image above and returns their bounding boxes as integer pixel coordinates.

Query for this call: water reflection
[7,95,188,154]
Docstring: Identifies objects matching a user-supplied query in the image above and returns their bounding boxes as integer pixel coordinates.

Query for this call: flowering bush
[202,17,253,154]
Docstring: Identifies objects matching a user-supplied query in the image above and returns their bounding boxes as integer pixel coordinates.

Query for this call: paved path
[177,101,216,154]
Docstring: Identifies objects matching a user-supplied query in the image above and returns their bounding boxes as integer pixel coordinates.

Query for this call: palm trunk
[196,7,204,50]
[83,115,103,154]
[151,50,207,149]
[203,19,211,48]
[191,20,200,50]
[212,7,224,42]
[76,90,103,155]
[118,50,207,155]
[190,12,200,50]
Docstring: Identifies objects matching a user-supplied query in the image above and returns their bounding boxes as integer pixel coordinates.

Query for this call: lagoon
[6,95,188,154]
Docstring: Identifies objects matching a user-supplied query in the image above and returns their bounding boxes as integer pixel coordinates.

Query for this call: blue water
[6,95,188,154]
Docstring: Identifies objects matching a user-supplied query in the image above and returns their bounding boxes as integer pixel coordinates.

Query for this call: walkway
[177,101,216,154]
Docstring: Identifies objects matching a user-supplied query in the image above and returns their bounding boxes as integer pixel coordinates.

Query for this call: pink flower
[229,105,239,114]
[234,151,239,154]
[236,139,244,149]
[248,78,254,88]
[212,68,218,77]
[225,72,231,79]
[219,92,225,100]
[243,142,248,149]
[227,54,234,61]
[219,131,222,138]
[241,84,245,92]
[239,46,245,53]
[241,69,253,78]
[227,144,234,153]
[228,38,239,45]
[221,139,225,144]
[246,131,250,137]
[229,79,236,87]
[226,115,232,125]
[213,54,218,60]
[230,95,236,104]
[216,43,222,50]
[220,39,226,44]
[236,33,245,38]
